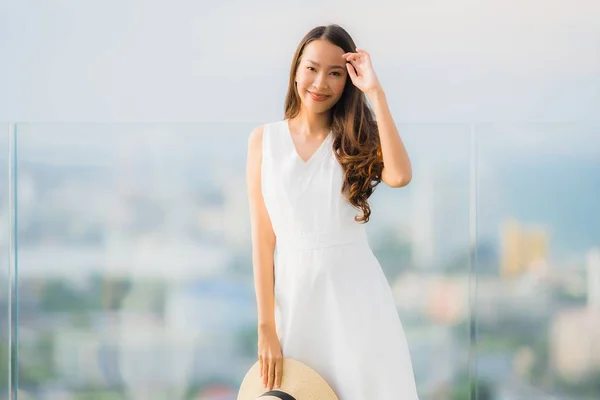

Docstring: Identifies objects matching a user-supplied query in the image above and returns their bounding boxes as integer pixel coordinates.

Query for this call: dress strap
[261,120,287,162]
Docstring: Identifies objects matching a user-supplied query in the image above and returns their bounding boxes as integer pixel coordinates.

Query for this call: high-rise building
[500,218,549,278]
[587,247,600,310]
[550,307,600,381]
[410,164,435,268]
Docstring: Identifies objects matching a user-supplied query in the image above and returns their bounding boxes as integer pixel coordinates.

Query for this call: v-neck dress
[260,119,419,399]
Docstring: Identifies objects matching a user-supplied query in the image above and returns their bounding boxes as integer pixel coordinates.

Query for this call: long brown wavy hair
[284,24,383,223]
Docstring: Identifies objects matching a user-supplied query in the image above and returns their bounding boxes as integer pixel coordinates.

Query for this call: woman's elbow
[383,170,412,188]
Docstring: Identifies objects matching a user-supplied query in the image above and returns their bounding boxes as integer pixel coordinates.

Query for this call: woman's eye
[307,67,316,72]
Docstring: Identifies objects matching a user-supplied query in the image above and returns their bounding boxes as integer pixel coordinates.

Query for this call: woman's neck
[291,109,331,137]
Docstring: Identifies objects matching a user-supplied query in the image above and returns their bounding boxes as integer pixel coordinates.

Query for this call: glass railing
[473,122,600,400]
[2,122,599,399]
[1,125,12,399]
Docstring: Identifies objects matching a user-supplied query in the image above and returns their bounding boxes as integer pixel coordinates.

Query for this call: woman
[246,24,419,399]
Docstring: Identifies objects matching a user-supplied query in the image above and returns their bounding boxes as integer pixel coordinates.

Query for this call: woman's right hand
[257,323,283,391]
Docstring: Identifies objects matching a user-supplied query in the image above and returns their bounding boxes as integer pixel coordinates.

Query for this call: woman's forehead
[302,40,345,61]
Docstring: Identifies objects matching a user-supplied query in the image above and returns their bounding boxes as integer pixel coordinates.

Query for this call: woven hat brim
[237,357,339,400]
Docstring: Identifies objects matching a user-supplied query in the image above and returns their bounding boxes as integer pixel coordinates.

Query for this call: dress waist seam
[275,229,368,251]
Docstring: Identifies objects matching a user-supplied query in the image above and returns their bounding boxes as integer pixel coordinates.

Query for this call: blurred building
[392,273,468,324]
[587,247,600,310]
[51,275,257,395]
[409,162,470,270]
[197,174,251,250]
[410,164,436,268]
[475,275,553,325]
[500,218,549,279]
[549,307,600,381]
[549,248,600,382]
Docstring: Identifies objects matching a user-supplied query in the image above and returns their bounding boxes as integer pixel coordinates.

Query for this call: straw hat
[237,357,339,400]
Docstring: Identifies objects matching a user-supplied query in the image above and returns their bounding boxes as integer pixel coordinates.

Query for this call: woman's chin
[300,98,336,113]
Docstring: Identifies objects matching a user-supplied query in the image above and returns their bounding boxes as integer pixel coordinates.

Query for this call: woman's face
[295,39,348,114]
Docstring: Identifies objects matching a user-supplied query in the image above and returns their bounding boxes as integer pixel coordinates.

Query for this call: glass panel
[0,126,11,400]
[12,122,474,399]
[475,123,600,399]
[368,123,473,398]
[14,123,255,399]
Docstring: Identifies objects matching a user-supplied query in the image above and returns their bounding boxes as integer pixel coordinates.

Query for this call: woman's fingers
[275,357,283,389]
[267,358,275,390]
[262,355,269,385]
[260,354,284,390]
[343,52,360,62]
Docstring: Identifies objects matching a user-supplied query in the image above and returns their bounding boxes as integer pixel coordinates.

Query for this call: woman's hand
[257,323,283,390]
[343,48,383,97]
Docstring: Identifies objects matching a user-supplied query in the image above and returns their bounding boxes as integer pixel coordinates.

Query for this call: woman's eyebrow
[306,59,345,70]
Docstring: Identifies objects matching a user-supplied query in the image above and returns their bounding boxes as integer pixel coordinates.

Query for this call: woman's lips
[308,91,330,102]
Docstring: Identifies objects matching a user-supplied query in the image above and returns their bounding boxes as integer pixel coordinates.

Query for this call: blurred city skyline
[1,124,599,399]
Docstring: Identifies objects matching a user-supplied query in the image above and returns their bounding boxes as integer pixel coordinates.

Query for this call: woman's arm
[343,48,412,188]
[246,124,277,329]
[246,125,283,390]
[368,88,412,188]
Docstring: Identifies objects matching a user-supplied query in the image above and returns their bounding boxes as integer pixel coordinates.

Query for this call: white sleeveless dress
[261,119,419,400]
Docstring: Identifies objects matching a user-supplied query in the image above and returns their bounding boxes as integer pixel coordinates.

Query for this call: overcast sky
[1,0,599,124]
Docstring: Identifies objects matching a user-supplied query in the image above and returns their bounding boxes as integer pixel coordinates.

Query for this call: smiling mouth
[308,91,330,101]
